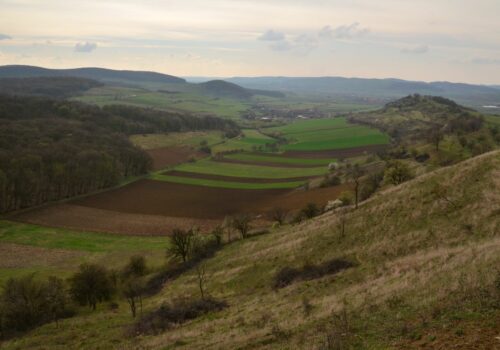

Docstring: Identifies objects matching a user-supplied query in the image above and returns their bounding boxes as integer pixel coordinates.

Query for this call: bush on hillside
[128,297,228,336]
[69,263,114,310]
[273,259,355,289]
[0,275,73,338]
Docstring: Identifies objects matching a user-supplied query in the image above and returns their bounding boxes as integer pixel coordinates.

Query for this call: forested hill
[349,94,485,141]
[0,95,239,213]
[0,65,186,85]
[0,77,103,99]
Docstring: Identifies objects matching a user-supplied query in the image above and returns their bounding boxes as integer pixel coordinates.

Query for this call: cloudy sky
[0,0,499,84]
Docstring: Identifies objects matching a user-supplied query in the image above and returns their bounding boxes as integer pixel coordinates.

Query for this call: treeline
[0,95,239,213]
[0,77,103,98]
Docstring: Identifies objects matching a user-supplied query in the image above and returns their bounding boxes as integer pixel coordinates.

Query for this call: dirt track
[163,170,312,183]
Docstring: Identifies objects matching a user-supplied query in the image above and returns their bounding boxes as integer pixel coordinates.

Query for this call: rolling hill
[225,76,500,109]
[2,150,498,349]
[0,65,186,85]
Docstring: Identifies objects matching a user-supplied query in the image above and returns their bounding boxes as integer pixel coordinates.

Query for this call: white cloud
[258,30,285,41]
[74,41,97,53]
[401,44,429,54]
[0,34,12,40]
[319,23,369,39]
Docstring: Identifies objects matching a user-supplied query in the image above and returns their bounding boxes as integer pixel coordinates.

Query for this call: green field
[266,117,389,151]
[130,131,224,150]
[212,129,276,153]
[151,174,304,189]
[74,86,250,119]
[224,152,336,165]
[0,221,168,286]
[174,159,326,179]
[485,114,500,126]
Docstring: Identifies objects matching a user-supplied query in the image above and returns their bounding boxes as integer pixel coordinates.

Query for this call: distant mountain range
[224,77,500,104]
[1,65,499,108]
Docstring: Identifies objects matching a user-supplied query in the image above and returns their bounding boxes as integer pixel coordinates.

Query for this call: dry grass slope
[2,151,499,349]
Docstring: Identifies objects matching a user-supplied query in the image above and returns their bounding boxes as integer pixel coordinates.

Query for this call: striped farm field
[223,152,336,166]
[267,117,389,151]
[212,129,276,153]
[151,174,305,189]
[174,159,327,179]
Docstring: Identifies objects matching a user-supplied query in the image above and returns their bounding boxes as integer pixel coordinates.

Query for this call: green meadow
[174,159,327,179]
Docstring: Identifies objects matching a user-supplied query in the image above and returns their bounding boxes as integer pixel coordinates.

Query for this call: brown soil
[71,179,288,219]
[146,146,204,170]
[283,144,388,159]
[14,180,350,235]
[13,204,221,236]
[163,170,312,183]
[69,179,349,219]
[214,157,323,168]
[0,242,84,268]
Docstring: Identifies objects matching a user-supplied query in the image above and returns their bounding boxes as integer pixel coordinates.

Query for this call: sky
[0,0,500,84]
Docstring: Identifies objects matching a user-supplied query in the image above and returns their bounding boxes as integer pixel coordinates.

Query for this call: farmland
[173,159,326,179]
[266,117,390,151]
[73,85,250,119]
[0,220,168,286]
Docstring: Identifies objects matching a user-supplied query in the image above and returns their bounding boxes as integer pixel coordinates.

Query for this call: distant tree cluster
[0,95,239,213]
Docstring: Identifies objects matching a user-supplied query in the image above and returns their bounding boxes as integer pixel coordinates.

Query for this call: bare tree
[232,214,252,239]
[122,278,144,318]
[168,228,194,263]
[271,207,287,225]
[196,264,208,300]
[348,164,364,209]
[337,209,348,239]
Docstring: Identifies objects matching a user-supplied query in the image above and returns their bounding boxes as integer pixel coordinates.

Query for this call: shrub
[122,255,147,278]
[320,175,341,188]
[231,214,252,239]
[273,259,354,289]
[302,202,320,219]
[338,191,353,206]
[69,263,114,310]
[383,161,414,185]
[129,297,228,336]
[0,275,72,337]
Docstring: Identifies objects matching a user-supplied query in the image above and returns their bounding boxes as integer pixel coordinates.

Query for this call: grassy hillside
[2,150,498,349]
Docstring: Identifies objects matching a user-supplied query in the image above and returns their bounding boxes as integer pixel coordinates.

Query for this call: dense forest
[0,95,239,213]
[0,77,103,98]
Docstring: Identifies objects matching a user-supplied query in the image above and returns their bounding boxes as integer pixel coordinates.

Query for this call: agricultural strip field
[130,131,224,150]
[266,117,389,151]
[161,170,310,183]
[12,204,220,236]
[283,144,389,159]
[0,220,168,285]
[145,146,205,171]
[152,174,305,190]
[223,152,336,166]
[174,159,326,179]
[211,129,275,153]
[74,86,250,119]
[57,179,348,220]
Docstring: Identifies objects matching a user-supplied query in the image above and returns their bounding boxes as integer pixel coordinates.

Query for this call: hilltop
[2,150,498,349]
[350,94,484,139]
[0,65,186,85]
